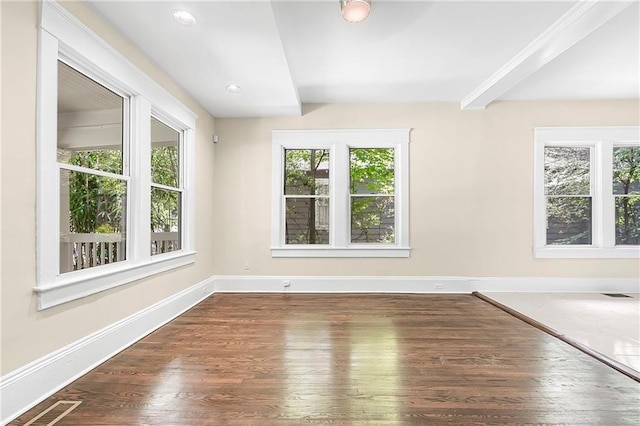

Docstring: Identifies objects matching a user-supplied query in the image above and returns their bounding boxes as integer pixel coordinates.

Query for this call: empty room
[1,0,639,424]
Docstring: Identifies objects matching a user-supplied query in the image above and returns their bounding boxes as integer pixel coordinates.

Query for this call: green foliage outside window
[350,148,395,243]
[68,150,124,234]
[151,145,180,232]
[67,146,180,235]
[283,147,396,245]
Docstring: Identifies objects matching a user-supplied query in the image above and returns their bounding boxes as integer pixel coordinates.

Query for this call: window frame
[150,113,185,257]
[271,129,410,258]
[533,126,640,259]
[36,1,197,309]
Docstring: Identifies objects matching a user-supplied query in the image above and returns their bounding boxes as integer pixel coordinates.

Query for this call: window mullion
[600,142,615,247]
[129,96,152,263]
[333,144,349,247]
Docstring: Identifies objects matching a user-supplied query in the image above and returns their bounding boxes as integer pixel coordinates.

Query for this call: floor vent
[24,400,82,426]
[602,293,632,298]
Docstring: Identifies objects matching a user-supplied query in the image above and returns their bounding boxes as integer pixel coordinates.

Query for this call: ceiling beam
[460,0,636,110]
[269,0,302,117]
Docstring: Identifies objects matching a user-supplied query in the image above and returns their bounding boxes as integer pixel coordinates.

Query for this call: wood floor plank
[12,294,640,425]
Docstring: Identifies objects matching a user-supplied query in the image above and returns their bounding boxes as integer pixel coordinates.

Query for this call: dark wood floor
[13,294,640,425]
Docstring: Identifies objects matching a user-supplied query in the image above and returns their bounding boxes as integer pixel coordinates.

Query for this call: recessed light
[172,10,196,26]
[225,84,242,94]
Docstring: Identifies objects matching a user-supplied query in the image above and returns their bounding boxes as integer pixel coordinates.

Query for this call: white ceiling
[86,0,640,118]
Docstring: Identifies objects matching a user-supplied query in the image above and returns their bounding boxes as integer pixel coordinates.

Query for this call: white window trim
[271,129,410,258]
[36,0,197,309]
[533,126,640,259]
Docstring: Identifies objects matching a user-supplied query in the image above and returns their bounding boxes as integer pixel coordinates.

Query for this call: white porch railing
[62,232,123,271]
[62,232,179,271]
[151,232,180,256]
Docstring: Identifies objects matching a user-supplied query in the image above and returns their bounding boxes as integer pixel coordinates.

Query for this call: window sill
[534,246,640,259]
[271,246,411,258]
[34,251,196,310]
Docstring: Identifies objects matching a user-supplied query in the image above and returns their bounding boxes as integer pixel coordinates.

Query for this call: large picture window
[36,1,196,309]
[272,129,410,258]
[534,127,640,258]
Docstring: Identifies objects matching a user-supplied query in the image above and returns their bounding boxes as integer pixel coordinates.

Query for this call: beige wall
[0,1,216,374]
[214,101,640,278]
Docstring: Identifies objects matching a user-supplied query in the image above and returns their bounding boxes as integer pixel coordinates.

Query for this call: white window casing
[272,129,411,258]
[36,0,197,309]
[533,126,640,259]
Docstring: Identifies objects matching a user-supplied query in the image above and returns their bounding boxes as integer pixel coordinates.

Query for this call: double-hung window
[534,127,640,258]
[57,61,130,273]
[36,1,196,309]
[150,116,183,255]
[272,129,410,257]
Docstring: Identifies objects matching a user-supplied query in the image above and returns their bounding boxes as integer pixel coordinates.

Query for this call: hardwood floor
[13,294,640,425]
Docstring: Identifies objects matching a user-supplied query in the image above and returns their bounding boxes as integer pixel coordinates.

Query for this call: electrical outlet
[243,261,250,270]
[435,283,444,290]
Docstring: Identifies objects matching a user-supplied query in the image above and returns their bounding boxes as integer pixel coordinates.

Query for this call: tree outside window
[613,146,640,245]
[534,127,640,258]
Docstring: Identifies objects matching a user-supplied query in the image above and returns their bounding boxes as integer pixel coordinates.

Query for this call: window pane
[351,196,395,243]
[546,197,592,245]
[615,196,640,245]
[613,146,640,195]
[60,169,127,273]
[151,187,181,255]
[285,198,330,244]
[151,117,180,188]
[350,148,395,195]
[284,149,329,195]
[544,147,590,196]
[57,61,124,174]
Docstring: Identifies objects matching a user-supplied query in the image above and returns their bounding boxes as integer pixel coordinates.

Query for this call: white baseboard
[213,275,640,294]
[0,277,215,425]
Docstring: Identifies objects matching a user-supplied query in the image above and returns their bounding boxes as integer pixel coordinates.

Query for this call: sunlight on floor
[483,293,640,373]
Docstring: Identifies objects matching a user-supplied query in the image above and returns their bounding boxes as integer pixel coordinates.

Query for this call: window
[150,117,182,255]
[58,62,129,273]
[36,1,196,309]
[613,146,640,245]
[544,146,592,245]
[272,129,410,257]
[534,127,640,258]
[284,149,331,244]
[350,148,396,244]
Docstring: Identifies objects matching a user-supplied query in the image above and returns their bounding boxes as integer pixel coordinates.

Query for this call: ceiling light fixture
[172,10,196,26]
[340,0,371,23]
[225,84,242,94]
